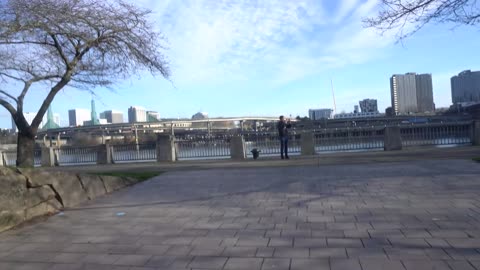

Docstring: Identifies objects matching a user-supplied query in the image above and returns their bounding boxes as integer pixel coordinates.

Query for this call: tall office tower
[100,110,124,123]
[451,70,480,104]
[68,109,90,126]
[390,73,434,115]
[128,106,147,123]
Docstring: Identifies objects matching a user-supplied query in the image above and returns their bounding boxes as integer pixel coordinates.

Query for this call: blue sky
[1,0,480,128]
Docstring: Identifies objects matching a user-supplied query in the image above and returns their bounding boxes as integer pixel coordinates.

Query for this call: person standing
[277,115,292,159]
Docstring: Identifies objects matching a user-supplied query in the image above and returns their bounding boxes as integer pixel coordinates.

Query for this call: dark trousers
[280,136,289,158]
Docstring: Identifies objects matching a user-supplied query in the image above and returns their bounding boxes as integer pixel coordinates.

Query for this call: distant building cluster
[308,109,333,120]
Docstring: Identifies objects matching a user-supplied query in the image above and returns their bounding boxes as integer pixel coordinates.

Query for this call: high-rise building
[415,74,435,112]
[390,73,434,115]
[308,109,333,120]
[147,111,160,122]
[359,99,378,113]
[68,109,90,126]
[128,106,146,123]
[100,110,124,124]
[451,70,480,104]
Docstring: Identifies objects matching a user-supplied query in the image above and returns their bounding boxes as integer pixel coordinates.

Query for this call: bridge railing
[400,122,472,147]
[54,146,98,166]
[314,127,385,153]
[175,134,231,160]
[2,121,479,167]
[243,132,301,157]
[1,149,42,167]
[111,143,156,163]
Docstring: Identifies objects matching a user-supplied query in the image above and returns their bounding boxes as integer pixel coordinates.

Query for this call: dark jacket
[277,121,291,137]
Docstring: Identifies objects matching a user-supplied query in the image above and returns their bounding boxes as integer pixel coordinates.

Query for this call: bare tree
[0,0,169,167]
[364,0,480,39]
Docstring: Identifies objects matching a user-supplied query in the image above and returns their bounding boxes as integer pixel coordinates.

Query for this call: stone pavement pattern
[1,159,480,269]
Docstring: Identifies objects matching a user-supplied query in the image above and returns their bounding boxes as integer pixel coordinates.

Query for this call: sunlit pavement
[1,158,480,269]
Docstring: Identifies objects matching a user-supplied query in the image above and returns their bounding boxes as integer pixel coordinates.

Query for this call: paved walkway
[1,159,480,269]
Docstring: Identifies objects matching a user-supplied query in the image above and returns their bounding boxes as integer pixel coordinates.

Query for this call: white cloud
[131,0,394,86]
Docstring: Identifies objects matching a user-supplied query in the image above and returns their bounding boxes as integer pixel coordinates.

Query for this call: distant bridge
[37,117,281,138]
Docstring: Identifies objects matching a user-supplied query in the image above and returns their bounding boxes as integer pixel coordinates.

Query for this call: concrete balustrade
[474,121,480,146]
[156,134,176,162]
[230,135,246,160]
[384,126,403,151]
[300,132,316,156]
[97,144,112,165]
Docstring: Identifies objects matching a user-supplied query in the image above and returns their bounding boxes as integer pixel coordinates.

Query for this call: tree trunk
[16,131,35,168]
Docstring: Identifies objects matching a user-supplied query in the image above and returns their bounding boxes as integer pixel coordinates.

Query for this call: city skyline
[1,0,480,128]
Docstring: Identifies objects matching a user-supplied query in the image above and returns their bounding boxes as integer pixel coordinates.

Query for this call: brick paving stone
[402,259,451,270]
[447,260,476,270]
[268,238,293,247]
[448,239,480,249]
[145,256,192,268]
[425,239,451,248]
[290,259,330,270]
[310,248,347,259]
[385,248,429,260]
[188,256,227,269]
[273,248,309,258]
[237,237,269,247]
[361,238,392,248]
[113,255,152,266]
[81,254,122,265]
[360,258,406,270]
[164,245,193,256]
[294,237,327,248]
[222,246,257,257]
[256,247,275,258]
[327,238,363,248]
[261,258,291,270]
[224,258,263,270]
[330,259,362,270]
[135,245,170,255]
[346,248,387,259]
[190,247,226,256]
[51,253,87,264]
[388,238,430,248]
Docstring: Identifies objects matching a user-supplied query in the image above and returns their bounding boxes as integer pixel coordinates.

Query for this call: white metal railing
[111,143,156,162]
[314,127,385,153]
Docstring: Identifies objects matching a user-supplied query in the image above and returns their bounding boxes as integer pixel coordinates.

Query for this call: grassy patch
[95,171,163,182]
[473,157,480,163]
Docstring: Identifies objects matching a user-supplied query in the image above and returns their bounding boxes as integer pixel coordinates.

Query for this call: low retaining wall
[0,167,140,233]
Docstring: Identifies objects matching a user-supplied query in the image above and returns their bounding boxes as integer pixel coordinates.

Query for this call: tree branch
[50,34,69,66]
[0,97,17,116]
[0,90,18,103]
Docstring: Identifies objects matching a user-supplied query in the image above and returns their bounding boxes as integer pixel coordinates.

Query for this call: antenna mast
[330,78,337,116]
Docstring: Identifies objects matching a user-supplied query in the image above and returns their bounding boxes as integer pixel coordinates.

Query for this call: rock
[78,174,106,200]
[25,186,56,208]
[122,176,139,186]
[100,175,126,193]
[19,169,88,208]
[0,210,24,232]
[25,199,62,220]
[0,167,27,231]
